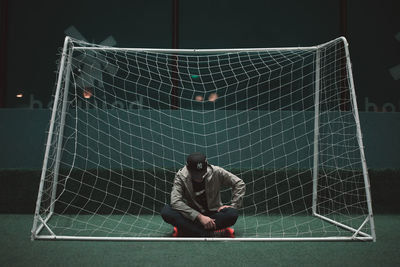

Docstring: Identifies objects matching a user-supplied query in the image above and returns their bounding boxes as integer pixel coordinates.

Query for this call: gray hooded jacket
[170,164,246,221]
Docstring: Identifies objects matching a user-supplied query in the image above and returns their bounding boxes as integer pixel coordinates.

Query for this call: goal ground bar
[33,235,374,242]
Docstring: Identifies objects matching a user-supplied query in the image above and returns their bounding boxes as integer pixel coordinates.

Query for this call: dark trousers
[161,204,238,237]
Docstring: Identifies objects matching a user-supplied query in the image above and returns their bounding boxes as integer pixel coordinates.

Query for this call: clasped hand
[197,214,216,230]
[197,205,233,229]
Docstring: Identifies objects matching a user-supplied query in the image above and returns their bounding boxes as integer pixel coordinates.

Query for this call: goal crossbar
[70,37,348,54]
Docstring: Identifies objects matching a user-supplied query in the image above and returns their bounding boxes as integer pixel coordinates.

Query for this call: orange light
[16,93,23,98]
[208,93,218,102]
[83,89,93,99]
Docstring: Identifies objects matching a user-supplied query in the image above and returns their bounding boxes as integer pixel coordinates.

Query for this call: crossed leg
[161,205,238,237]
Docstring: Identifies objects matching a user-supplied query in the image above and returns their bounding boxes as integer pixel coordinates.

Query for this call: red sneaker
[172,227,179,237]
[225,227,235,238]
[214,227,235,238]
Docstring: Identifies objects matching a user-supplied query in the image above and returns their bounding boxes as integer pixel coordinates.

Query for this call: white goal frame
[31,36,376,241]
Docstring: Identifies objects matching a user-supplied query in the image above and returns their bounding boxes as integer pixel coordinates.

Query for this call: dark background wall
[0,0,399,215]
[347,1,400,111]
[0,0,399,169]
[1,0,399,111]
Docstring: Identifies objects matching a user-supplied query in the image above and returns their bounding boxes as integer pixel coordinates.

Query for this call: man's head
[186,152,208,181]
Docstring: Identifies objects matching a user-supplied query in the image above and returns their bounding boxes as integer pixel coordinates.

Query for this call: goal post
[312,38,375,240]
[312,48,321,217]
[32,36,375,241]
[31,37,74,237]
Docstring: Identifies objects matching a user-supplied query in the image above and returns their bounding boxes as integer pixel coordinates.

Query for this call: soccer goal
[31,36,375,241]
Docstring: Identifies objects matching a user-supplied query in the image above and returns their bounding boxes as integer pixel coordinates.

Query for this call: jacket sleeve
[170,173,200,221]
[218,167,246,209]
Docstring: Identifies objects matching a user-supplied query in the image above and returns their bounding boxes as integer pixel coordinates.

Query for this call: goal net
[32,36,375,241]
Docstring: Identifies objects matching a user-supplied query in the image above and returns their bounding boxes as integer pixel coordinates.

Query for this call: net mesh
[32,37,373,239]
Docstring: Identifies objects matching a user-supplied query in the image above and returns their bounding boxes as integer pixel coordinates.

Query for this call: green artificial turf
[1,214,399,267]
